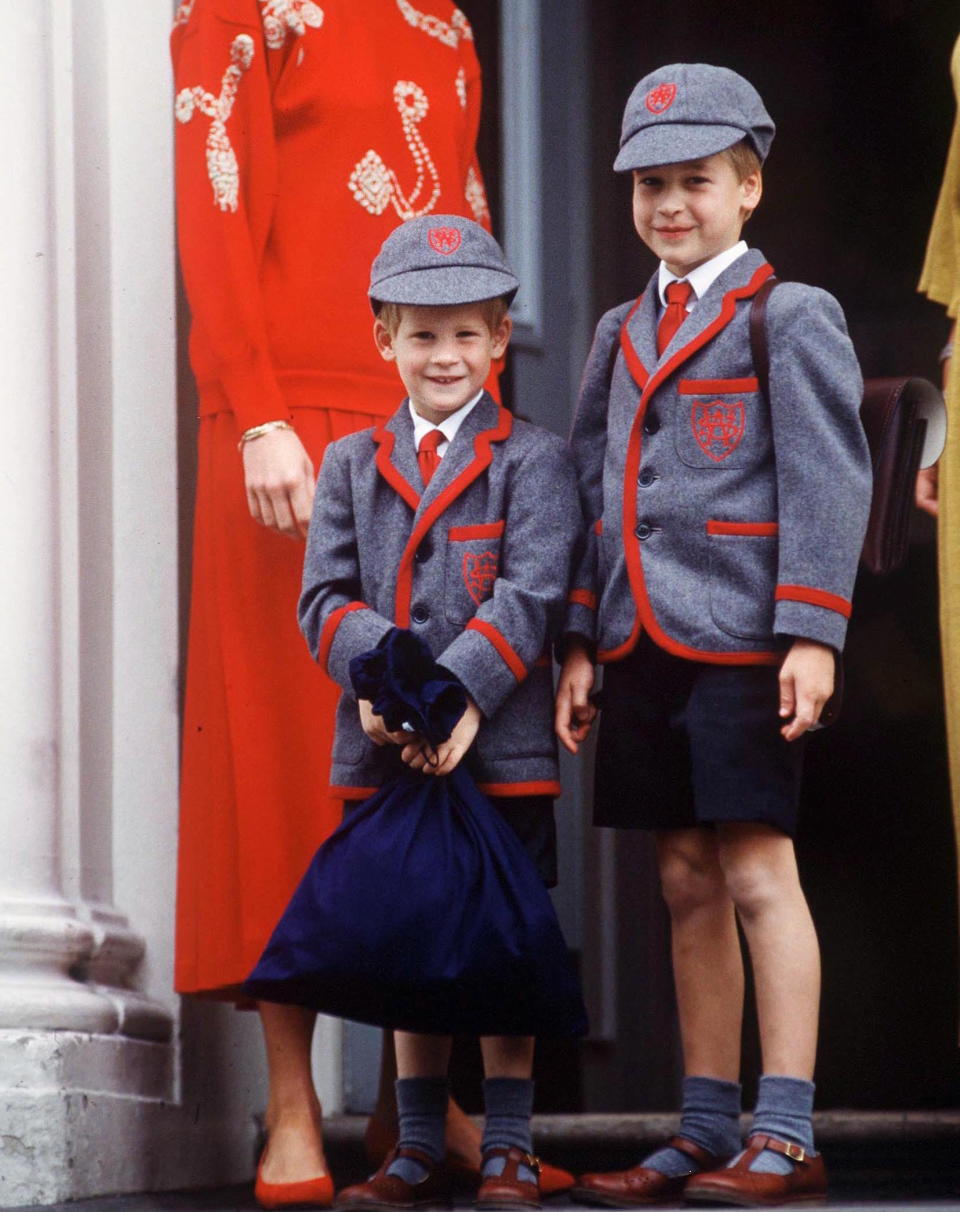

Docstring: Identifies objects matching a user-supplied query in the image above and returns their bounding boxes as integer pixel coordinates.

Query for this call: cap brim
[370,266,519,308]
[613,122,746,171]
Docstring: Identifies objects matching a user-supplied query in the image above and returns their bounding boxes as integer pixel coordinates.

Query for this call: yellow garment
[919,35,960,939]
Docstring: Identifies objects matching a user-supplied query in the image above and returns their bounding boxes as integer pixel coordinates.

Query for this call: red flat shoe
[255,1159,335,1209]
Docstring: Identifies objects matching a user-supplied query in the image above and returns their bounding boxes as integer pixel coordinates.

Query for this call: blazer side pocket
[707,521,779,640]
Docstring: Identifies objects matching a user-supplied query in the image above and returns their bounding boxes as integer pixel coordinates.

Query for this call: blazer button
[411,605,430,624]
[414,540,432,563]
[638,469,656,488]
[643,414,660,435]
[635,522,653,540]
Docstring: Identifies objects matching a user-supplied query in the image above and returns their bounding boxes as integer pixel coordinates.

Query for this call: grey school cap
[614,63,775,172]
[369,215,519,311]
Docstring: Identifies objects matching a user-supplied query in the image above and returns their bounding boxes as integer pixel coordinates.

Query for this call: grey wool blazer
[565,248,873,664]
[300,392,582,798]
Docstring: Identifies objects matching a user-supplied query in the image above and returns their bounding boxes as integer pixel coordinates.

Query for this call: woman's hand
[401,699,482,777]
[916,464,939,517]
[242,427,315,539]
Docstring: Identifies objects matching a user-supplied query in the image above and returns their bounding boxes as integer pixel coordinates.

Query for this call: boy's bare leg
[258,1001,328,1182]
[716,822,819,1078]
[395,1031,453,1076]
[480,1035,535,1078]
[656,827,744,1080]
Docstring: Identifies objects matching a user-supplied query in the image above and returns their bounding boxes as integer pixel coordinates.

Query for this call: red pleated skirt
[175,404,381,997]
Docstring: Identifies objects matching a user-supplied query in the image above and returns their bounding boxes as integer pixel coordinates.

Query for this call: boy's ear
[490,314,512,360]
[373,318,396,360]
[740,169,762,219]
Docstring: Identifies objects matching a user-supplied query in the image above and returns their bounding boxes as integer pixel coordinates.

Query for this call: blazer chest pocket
[675,378,767,469]
[707,521,778,640]
[444,521,504,625]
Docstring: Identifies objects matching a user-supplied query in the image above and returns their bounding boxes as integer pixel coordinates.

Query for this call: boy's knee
[719,855,780,919]
[657,840,725,916]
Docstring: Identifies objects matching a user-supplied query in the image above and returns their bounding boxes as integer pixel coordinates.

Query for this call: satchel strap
[748,276,779,402]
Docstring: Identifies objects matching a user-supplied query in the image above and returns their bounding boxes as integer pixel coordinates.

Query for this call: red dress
[172,0,494,996]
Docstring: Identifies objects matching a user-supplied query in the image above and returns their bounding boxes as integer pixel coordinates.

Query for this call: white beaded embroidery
[173,0,195,27]
[258,0,324,50]
[456,67,467,108]
[175,34,255,213]
[349,81,441,220]
[395,0,473,48]
[465,164,489,224]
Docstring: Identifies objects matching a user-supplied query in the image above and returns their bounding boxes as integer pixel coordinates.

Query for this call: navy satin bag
[244,629,588,1038]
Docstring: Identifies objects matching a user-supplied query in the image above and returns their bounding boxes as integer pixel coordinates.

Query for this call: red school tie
[417,428,444,486]
[657,279,693,356]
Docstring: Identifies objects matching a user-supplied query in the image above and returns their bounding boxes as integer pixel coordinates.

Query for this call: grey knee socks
[744,1074,816,1176]
[641,1075,742,1177]
[386,1077,448,1184]
[481,1077,537,1185]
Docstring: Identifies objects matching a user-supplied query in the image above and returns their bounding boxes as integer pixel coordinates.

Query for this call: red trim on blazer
[679,377,759,394]
[598,613,642,664]
[372,424,421,511]
[479,779,562,798]
[331,785,379,800]
[448,520,506,541]
[593,518,603,535]
[318,602,369,673]
[392,409,513,626]
[617,262,782,666]
[465,617,528,682]
[707,520,780,537]
[619,294,649,389]
[568,588,598,610]
[775,584,852,619]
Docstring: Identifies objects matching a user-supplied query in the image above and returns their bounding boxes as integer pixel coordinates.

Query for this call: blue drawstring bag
[244,629,587,1037]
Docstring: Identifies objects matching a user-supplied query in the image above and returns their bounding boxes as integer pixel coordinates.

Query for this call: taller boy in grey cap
[557,64,871,1207]
[300,215,581,1212]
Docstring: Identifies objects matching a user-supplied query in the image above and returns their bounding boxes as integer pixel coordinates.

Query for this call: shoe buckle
[784,1143,806,1163]
[524,1153,542,1175]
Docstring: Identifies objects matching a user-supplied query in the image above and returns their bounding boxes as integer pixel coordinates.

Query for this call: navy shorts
[594,633,805,835]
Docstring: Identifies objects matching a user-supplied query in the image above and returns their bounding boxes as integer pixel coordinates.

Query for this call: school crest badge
[646,83,676,114]
[429,226,462,255]
[691,399,745,462]
[463,550,498,604]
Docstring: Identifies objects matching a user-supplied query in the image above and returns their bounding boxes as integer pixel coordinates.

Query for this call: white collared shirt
[409,390,484,459]
[657,240,749,312]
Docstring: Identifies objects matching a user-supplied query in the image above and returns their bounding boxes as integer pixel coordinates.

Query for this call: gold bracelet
[237,419,293,451]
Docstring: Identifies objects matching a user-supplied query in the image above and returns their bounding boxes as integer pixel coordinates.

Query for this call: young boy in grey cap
[299,215,582,1212]
[556,64,872,1206]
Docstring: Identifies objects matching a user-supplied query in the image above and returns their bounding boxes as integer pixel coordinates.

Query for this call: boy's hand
[778,639,835,741]
[555,641,597,755]
[401,699,482,777]
[359,699,410,747]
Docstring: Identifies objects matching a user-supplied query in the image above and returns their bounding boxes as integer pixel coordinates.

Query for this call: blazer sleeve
[171,0,289,431]
[563,303,631,644]
[766,283,873,651]
[298,442,396,690]
[437,436,583,719]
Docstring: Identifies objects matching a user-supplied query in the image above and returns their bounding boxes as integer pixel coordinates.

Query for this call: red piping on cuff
[465,618,528,682]
[479,780,562,798]
[317,602,369,672]
[569,589,598,610]
[331,784,379,800]
[775,584,852,619]
[593,519,603,535]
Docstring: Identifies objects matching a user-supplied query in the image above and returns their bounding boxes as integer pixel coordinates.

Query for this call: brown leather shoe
[572,1137,728,1206]
[475,1146,541,1210]
[335,1147,452,1212]
[684,1135,827,1207]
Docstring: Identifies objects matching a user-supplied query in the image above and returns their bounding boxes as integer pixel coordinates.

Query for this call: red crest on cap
[428,227,462,255]
[646,83,677,114]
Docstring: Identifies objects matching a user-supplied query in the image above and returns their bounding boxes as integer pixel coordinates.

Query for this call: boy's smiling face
[632,151,761,277]
[374,303,510,426]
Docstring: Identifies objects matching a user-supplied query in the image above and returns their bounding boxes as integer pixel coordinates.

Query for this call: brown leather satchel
[750,277,943,578]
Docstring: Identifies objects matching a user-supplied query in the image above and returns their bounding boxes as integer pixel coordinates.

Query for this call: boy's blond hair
[723,138,762,183]
[377,296,510,337]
